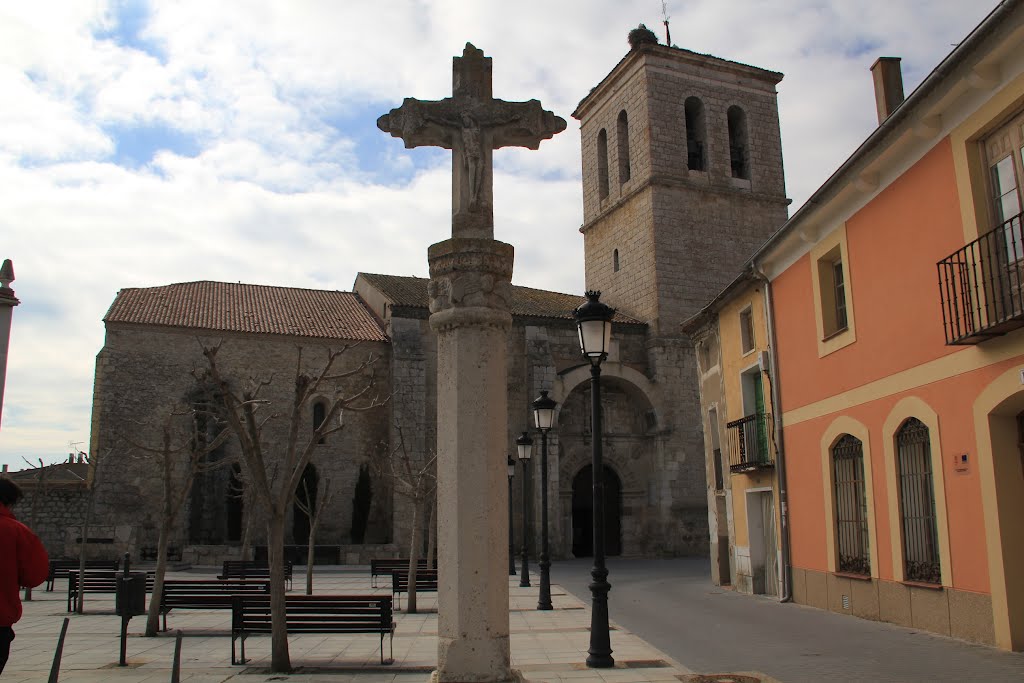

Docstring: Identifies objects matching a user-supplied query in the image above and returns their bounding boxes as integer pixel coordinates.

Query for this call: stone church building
[82,28,789,565]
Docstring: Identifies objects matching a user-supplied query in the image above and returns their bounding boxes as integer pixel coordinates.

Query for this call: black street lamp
[516,431,534,588]
[532,390,558,611]
[507,455,516,576]
[574,290,615,669]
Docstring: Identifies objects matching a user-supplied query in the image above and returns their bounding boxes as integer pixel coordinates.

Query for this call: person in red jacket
[0,478,49,673]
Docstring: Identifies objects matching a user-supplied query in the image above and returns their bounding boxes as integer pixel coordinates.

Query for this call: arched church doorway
[293,464,318,544]
[571,464,621,557]
[557,369,658,558]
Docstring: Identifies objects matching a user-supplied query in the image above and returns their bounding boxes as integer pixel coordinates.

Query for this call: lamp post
[516,431,533,588]
[532,390,557,611]
[507,456,516,576]
[573,290,615,669]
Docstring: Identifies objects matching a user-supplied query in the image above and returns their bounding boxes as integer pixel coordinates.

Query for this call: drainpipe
[752,263,792,603]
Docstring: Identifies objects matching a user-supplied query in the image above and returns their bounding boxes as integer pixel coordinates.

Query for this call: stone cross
[378,44,566,683]
[377,43,566,240]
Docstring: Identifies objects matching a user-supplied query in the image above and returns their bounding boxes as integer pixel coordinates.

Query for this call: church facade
[80,31,789,565]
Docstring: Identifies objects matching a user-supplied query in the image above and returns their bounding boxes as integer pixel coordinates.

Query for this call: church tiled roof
[104,281,388,342]
[357,273,644,324]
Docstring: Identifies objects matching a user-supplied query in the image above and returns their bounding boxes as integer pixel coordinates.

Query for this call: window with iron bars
[832,434,870,576]
[896,418,941,584]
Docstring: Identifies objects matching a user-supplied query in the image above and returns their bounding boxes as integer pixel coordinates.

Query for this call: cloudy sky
[0,1,995,468]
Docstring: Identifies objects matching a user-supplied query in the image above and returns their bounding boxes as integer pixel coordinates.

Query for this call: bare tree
[227,467,258,560]
[293,476,335,595]
[75,450,107,615]
[199,341,386,672]
[21,457,49,602]
[121,405,231,637]
[372,423,436,614]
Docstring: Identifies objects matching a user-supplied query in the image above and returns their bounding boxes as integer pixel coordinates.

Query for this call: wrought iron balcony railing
[937,210,1024,344]
[725,412,775,473]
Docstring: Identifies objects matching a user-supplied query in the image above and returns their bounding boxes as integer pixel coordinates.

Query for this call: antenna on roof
[661,1,672,46]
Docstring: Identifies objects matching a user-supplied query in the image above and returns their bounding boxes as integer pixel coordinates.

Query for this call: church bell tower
[573,25,790,334]
[566,26,791,556]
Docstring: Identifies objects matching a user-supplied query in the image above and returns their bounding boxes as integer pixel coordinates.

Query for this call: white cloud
[0,0,998,465]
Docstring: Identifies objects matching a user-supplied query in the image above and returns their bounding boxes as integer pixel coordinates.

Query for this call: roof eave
[749,0,1020,270]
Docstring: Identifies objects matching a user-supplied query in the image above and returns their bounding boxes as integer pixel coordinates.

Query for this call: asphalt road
[551,557,1024,683]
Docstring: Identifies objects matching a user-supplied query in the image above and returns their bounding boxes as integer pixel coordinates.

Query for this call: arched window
[727,105,750,180]
[617,110,631,184]
[312,399,327,444]
[832,434,869,575]
[613,249,620,272]
[895,418,940,583]
[597,128,609,199]
[684,97,706,171]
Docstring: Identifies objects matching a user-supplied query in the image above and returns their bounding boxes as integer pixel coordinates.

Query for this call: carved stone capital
[427,238,514,331]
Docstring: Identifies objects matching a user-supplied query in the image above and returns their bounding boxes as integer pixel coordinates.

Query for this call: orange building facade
[687,1,1024,649]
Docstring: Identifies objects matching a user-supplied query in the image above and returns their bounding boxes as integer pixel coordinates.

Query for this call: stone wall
[17,485,88,559]
[89,324,392,561]
[378,306,703,560]
[386,314,436,553]
[792,566,996,647]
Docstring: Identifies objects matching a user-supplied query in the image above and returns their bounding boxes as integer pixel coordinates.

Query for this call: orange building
[687,1,1024,649]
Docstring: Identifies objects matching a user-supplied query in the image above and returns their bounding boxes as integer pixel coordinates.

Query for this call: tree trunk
[76,491,97,615]
[305,517,319,595]
[240,496,256,560]
[144,522,172,636]
[267,513,291,672]
[426,494,437,569]
[406,500,420,614]
[25,466,47,602]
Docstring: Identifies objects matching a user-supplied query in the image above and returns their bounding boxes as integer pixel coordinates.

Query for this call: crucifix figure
[378,44,565,683]
[378,43,566,240]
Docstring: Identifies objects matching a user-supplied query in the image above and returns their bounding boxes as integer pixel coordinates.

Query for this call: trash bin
[115,573,147,617]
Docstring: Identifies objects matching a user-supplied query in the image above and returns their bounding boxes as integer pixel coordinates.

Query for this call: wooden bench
[67,570,154,613]
[139,545,182,562]
[231,594,394,665]
[158,579,270,631]
[218,560,293,590]
[46,559,119,591]
[370,558,434,588]
[391,568,438,610]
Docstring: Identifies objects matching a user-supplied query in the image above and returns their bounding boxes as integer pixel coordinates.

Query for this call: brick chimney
[870,57,905,124]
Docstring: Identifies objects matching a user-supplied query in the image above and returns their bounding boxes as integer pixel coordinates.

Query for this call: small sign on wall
[953,453,969,474]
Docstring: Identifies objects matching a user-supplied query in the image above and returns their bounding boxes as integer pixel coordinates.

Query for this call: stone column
[428,237,517,683]
[0,259,20,430]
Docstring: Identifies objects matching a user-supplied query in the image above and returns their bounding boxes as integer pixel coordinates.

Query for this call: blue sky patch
[93,0,167,63]
[107,122,200,168]
[323,102,450,184]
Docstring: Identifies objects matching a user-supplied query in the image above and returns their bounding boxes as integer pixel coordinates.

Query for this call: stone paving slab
[1,568,749,683]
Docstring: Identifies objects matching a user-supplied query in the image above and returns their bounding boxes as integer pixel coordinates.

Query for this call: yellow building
[683,271,785,596]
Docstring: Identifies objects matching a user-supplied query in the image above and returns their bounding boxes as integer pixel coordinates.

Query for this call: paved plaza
[8,560,1024,682]
[3,565,712,683]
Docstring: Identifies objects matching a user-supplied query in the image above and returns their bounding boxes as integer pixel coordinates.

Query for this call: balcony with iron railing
[937,210,1024,345]
[725,412,775,474]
